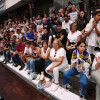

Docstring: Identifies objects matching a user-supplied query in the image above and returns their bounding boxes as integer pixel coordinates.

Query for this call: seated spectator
[12,39,25,70]
[2,38,10,64]
[91,51,100,100]
[42,27,52,46]
[26,27,34,42]
[0,38,3,55]
[14,28,22,40]
[66,22,82,64]
[46,39,68,92]
[37,27,43,46]
[77,11,89,32]
[68,5,79,22]
[62,40,91,99]
[62,14,72,33]
[27,42,40,74]
[35,41,51,79]
[22,41,32,70]
[4,37,16,64]
[56,22,67,48]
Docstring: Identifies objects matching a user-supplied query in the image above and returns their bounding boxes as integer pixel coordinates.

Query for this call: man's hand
[78,64,83,71]
[66,46,72,50]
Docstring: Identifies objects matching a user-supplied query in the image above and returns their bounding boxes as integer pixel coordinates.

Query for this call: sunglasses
[54,51,57,57]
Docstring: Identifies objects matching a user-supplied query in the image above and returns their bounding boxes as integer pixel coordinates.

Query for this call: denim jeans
[12,54,25,66]
[62,68,88,96]
[45,58,51,68]
[28,58,40,71]
[4,50,11,60]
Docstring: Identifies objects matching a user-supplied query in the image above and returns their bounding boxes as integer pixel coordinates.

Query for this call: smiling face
[77,43,86,54]
[94,13,100,22]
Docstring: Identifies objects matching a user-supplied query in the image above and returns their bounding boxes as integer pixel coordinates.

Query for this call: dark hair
[70,22,77,31]
[94,11,100,16]
[78,11,87,19]
[42,40,48,47]
[25,41,31,45]
[31,41,38,47]
[77,40,86,47]
[57,21,62,26]
[43,27,48,30]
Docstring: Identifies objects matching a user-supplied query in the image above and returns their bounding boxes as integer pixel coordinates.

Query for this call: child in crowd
[22,41,32,70]
[62,40,91,99]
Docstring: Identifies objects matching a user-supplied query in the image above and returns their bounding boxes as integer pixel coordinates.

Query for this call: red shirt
[16,42,25,52]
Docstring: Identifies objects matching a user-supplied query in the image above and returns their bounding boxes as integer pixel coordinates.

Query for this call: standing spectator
[91,52,100,100]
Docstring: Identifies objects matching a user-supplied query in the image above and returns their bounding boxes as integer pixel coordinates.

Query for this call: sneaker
[66,83,72,90]
[80,95,85,100]
[36,74,41,80]
[19,65,25,70]
[24,63,28,71]
[51,83,59,92]
[29,72,37,80]
[40,74,44,81]
[3,60,7,64]
[14,64,19,67]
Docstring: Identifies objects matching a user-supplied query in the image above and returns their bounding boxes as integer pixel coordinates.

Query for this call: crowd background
[0,1,100,100]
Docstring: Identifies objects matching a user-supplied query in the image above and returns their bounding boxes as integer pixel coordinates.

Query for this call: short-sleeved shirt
[69,12,78,22]
[26,32,34,40]
[16,42,25,52]
[24,47,32,54]
[92,52,100,70]
[85,21,100,47]
[68,30,82,43]
[42,33,51,41]
[57,29,67,45]
[50,48,68,64]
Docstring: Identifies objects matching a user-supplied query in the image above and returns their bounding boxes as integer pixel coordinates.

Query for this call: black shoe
[14,64,19,67]
[19,65,25,70]
[0,97,4,100]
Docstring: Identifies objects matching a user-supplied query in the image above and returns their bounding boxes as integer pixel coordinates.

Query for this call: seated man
[2,38,10,64]
[91,51,100,100]
[26,27,34,42]
[12,39,25,70]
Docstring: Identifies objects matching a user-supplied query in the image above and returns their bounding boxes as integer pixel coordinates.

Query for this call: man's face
[29,28,33,33]
[16,39,21,45]
[57,25,61,31]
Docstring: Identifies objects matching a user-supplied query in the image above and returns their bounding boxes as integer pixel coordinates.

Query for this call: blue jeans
[62,68,88,96]
[45,58,51,68]
[28,58,40,71]
[12,54,25,66]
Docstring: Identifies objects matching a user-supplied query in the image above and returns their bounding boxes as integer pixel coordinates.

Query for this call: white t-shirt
[92,52,100,70]
[14,33,22,39]
[69,12,78,22]
[50,48,68,64]
[62,20,72,33]
[24,47,32,54]
[85,21,100,47]
[68,30,82,43]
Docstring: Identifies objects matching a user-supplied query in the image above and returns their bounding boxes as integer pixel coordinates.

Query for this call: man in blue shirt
[26,27,34,42]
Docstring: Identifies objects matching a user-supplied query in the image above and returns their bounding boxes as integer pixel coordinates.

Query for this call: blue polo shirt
[26,32,34,40]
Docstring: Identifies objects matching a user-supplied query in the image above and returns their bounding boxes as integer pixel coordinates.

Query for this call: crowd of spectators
[0,2,100,99]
